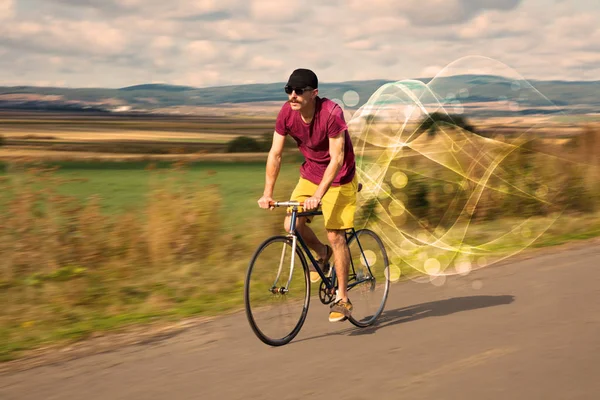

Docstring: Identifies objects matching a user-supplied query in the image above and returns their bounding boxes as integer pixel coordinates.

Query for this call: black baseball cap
[286,68,318,89]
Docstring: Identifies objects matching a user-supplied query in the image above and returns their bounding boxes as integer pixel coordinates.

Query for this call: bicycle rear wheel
[346,229,390,327]
[244,236,310,346]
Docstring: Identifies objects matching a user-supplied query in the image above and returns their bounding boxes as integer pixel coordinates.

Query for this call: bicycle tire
[346,229,390,328]
[244,235,310,346]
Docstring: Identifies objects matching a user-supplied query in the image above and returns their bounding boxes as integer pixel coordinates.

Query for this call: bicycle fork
[271,234,297,295]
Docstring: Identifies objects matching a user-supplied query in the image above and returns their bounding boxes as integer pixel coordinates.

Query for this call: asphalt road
[1,242,600,400]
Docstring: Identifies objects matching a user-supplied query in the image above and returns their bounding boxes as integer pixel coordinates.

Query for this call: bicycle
[244,198,390,346]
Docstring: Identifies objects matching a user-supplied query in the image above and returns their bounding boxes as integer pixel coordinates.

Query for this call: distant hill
[119,84,198,92]
[1,75,599,117]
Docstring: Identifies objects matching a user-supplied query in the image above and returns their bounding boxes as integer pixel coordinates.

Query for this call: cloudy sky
[0,0,598,88]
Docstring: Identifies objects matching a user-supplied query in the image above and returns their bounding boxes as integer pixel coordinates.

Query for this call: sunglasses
[284,86,313,95]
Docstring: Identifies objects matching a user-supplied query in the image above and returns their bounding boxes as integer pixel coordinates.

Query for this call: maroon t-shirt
[275,97,355,186]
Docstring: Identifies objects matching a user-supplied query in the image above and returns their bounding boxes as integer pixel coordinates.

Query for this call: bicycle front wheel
[244,236,310,346]
[346,229,390,327]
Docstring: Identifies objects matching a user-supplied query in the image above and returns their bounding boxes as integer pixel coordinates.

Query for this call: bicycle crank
[318,281,336,304]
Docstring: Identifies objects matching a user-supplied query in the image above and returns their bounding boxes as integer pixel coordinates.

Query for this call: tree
[260,132,297,150]
[226,136,263,153]
[364,114,380,124]
[417,112,477,138]
[226,134,295,153]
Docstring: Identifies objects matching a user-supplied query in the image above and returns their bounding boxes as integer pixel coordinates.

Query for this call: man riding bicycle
[258,68,358,322]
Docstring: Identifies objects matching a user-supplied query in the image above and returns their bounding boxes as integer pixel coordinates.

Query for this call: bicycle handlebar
[268,201,304,207]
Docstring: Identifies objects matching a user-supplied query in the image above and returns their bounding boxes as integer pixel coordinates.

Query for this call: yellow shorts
[288,176,358,230]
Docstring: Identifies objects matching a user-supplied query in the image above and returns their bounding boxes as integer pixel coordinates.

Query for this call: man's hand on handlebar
[303,196,321,211]
[258,195,274,210]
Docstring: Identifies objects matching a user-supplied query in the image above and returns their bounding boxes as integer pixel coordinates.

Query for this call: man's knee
[327,229,346,248]
[284,215,307,232]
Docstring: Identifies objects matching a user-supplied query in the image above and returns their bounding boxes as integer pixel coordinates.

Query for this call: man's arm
[304,132,345,210]
[258,132,286,208]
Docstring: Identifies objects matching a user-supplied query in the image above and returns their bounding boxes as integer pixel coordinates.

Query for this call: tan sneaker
[310,271,321,283]
[329,299,353,322]
[310,244,332,283]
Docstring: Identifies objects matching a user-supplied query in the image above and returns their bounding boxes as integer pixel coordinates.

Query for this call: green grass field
[1,159,301,225]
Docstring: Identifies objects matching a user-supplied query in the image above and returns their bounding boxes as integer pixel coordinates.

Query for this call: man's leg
[285,178,330,262]
[284,216,329,260]
[327,229,349,300]
[327,228,353,322]
[321,177,357,322]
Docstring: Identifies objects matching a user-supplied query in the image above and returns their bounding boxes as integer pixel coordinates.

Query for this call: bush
[227,133,297,153]
[226,136,264,153]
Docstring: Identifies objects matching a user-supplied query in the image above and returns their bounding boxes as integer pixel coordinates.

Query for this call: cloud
[420,65,444,78]
[349,0,522,26]
[558,52,600,70]
[185,40,219,62]
[0,0,14,20]
[174,69,222,87]
[2,19,128,56]
[249,0,304,22]
[248,55,284,70]
[547,13,600,52]
[112,16,180,37]
[457,9,529,39]
[342,16,409,41]
[151,36,174,52]
[209,19,276,42]
[46,0,244,19]
[45,0,123,15]
[345,39,378,51]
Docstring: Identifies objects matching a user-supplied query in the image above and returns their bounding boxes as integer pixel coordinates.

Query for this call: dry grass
[0,164,222,276]
[0,163,250,360]
[0,158,306,362]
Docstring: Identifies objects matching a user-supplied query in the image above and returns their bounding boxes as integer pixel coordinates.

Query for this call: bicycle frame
[276,201,374,292]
